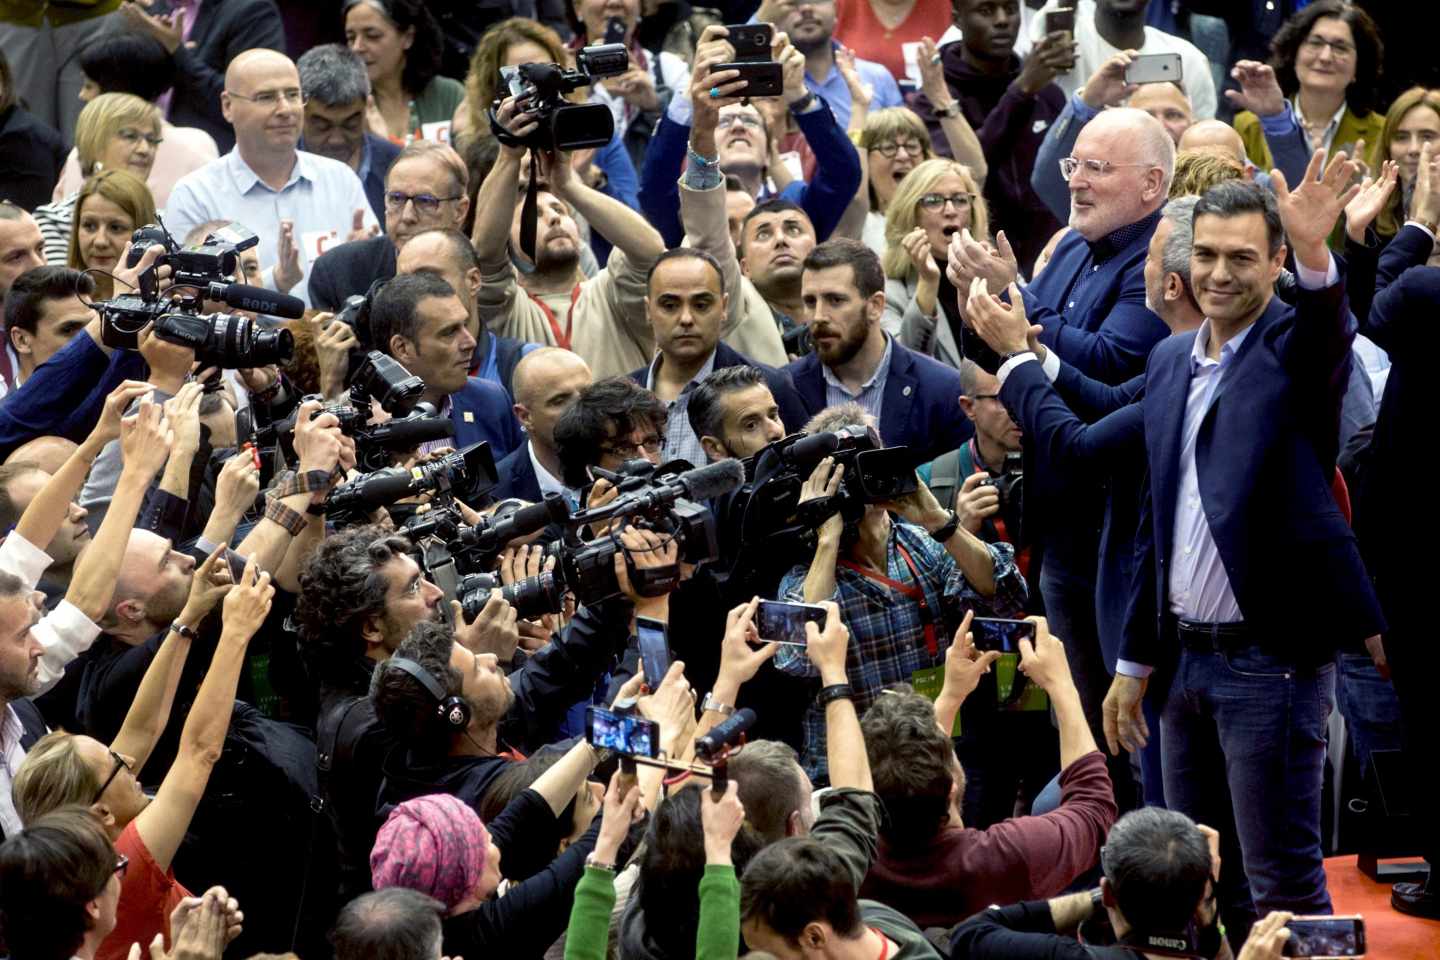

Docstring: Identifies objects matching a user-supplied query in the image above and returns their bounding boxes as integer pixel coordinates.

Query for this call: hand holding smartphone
[970,617,1037,653]
[716,23,783,98]
[637,617,672,690]
[1124,53,1183,86]
[586,705,660,758]
[756,600,828,646]
[1282,915,1365,957]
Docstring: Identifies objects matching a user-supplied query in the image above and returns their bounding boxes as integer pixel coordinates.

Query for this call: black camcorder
[491,41,629,152]
[326,442,499,518]
[97,221,299,368]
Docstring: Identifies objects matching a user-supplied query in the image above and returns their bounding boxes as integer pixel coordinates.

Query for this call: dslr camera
[491,42,630,152]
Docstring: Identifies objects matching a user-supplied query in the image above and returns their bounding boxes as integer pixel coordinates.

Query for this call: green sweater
[565,864,740,960]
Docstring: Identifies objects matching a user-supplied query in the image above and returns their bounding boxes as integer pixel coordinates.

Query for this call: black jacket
[167,0,287,153]
[492,443,543,503]
[626,341,810,438]
[308,234,396,312]
[0,105,66,211]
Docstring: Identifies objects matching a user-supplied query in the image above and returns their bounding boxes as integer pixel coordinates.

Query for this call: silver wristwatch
[701,692,735,716]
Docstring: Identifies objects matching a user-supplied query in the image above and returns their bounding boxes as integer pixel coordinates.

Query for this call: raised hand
[798,457,844,542]
[916,36,952,109]
[274,219,303,295]
[346,208,379,244]
[955,471,999,534]
[1344,160,1399,243]
[213,450,261,518]
[162,381,205,458]
[688,25,743,135]
[835,44,873,121]
[221,554,275,640]
[1236,911,1295,960]
[803,600,850,684]
[1410,141,1440,227]
[120,398,174,480]
[453,590,520,662]
[1080,50,1138,110]
[941,609,1001,705]
[91,380,156,447]
[701,779,746,864]
[179,546,236,625]
[1225,60,1286,118]
[1272,148,1362,272]
[902,227,942,288]
[1015,616,1075,694]
[1018,31,1077,95]
[291,398,344,473]
[947,228,1017,294]
[717,597,779,689]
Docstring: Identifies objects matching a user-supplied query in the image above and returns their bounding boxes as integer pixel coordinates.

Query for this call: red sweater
[860,750,1117,929]
[833,0,952,84]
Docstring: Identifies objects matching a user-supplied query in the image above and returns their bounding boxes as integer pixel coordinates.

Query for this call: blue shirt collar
[225,147,315,194]
[1189,318,1256,370]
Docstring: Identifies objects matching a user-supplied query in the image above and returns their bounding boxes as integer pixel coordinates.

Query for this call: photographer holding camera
[470,96,667,381]
[775,403,1027,782]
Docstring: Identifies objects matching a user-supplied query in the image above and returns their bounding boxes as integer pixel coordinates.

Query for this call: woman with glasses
[32,95,165,267]
[50,32,220,212]
[344,0,466,144]
[10,554,275,960]
[857,108,935,254]
[886,159,991,370]
[1232,0,1384,178]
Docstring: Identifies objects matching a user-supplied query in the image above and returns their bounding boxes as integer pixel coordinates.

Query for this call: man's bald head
[1178,120,1248,167]
[511,348,593,454]
[222,50,303,156]
[4,436,78,475]
[1127,82,1193,146]
[1068,108,1175,240]
[225,48,297,89]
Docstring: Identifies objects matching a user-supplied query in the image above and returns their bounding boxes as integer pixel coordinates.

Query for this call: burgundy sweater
[860,750,1116,930]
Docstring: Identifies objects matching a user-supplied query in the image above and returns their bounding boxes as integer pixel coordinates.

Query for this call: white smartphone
[1124,53,1183,86]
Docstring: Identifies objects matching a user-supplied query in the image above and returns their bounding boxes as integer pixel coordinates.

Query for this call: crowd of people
[0,0,1435,958]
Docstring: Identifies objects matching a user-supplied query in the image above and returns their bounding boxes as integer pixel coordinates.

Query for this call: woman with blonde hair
[66,170,157,300]
[1373,86,1440,242]
[33,94,161,266]
[857,108,934,253]
[885,158,989,371]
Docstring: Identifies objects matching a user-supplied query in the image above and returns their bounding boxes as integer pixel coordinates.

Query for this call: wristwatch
[701,692,735,716]
[933,101,961,119]
[928,510,961,543]
[585,852,617,872]
[788,91,819,115]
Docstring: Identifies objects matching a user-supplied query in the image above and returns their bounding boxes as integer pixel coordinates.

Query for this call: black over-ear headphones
[388,657,472,732]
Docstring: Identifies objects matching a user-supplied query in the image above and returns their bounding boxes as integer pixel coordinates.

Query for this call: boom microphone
[363,415,455,449]
[205,282,306,319]
[783,431,840,467]
[675,458,746,502]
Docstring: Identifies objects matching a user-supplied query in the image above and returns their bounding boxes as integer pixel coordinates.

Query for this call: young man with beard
[471,99,667,380]
[639,26,861,251]
[917,0,1071,273]
[784,239,970,466]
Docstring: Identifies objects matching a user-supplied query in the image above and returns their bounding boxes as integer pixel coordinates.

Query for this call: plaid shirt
[776,520,1027,783]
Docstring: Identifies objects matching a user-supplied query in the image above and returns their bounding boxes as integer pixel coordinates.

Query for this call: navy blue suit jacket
[493,443,543,503]
[626,342,811,435]
[1003,264,1385,672]
[784,338,970,466]
[450,378,523,461]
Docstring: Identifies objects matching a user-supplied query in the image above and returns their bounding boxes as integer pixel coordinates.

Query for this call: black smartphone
[585,705,660,758]
[756,600,828,646]
[1124,52,1184,86]
[637,616,671,687]
[1282,916,1365,958]
[220,547,248,584]
[718,23,783,97]
[1045,6,1075,34]
[971,617,1037,653]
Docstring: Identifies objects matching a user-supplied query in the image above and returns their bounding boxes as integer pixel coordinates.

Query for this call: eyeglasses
[1059,157,1155,181]
[385,191,464,215]
[92,749,131,805]
[114,854,129,879]
[918,192,973,211]
[1301,35,1356,59]
[115,128,163,148]
[226,88,308,108]
[872,139,926,159]
[717,113,764,130]
[600,435,663,458]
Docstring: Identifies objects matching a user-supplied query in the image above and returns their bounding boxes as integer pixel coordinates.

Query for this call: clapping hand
[1344,159,1399,243]
[947,228,1018,294]
[965,278,1042,357]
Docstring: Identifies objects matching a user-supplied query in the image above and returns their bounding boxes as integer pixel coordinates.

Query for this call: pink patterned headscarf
[370,794,491,909]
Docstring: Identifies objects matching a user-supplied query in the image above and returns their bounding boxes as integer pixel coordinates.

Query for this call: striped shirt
[32,192,77,266]
[822,334,893,424]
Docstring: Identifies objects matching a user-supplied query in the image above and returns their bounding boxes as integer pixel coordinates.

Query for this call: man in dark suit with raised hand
[785,239,969,467]
[970,158,1384,940]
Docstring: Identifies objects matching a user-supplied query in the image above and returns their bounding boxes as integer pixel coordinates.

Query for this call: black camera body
[325,441,499,518]
[492,42,629,152]
[126,221,259,294]
[981,451,1024,509]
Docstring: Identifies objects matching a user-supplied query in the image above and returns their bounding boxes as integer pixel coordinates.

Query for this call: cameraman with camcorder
[775,404,1027,783]
[470,95,667,380]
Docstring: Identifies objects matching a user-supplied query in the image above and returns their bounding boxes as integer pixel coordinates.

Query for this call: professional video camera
[326,441,499,519]
[95,221,301,368]
[490,41,629,151]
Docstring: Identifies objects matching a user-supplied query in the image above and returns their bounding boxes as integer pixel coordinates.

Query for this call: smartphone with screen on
[1045,6,1075,34]
[970,617,1037,653]
[1124,52,1184,86]
[636,616,671,688]
[1282,916,1365,958]
[717,23,783,97]
[585,705,660,758]
[756,600,828,646]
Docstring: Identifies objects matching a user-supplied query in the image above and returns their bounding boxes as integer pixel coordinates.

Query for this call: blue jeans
[1333,652,1403,780]
[1161,644,1336,932]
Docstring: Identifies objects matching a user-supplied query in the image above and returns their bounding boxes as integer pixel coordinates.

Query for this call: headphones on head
[388,657,472,732]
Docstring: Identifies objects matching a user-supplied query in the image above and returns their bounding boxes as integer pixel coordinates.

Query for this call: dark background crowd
[0,0,1437,958]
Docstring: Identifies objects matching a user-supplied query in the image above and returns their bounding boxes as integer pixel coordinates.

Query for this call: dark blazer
[308,234,396,312]
[492,442,543,503]
[167,0,287,153]
[0,105,66,211]
[1354,223,1437,615]
[625,341,811,436]
[451,377,524,461]
[360,134,402,224]
[784,337,971,467]
[1003,264,1385,674]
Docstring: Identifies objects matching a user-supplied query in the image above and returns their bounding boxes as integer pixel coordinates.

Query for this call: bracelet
[929,510,960,543]
[816,683,853,708]
[585,852,618,872]
[701,692,735,716]
[263,498,308,536]
[687,145,719,167]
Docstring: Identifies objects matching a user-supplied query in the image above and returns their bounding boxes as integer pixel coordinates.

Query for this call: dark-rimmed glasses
[92,749,130,805]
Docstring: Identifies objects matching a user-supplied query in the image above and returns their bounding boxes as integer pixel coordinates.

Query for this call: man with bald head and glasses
[165,49,378,308]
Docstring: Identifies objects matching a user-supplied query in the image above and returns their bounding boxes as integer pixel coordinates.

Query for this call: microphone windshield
[676,458,745,501]
[209,282,306,319]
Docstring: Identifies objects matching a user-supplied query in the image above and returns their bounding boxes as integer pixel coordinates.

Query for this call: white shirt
[1293,94,1349,157]
[0,705,29,838]
[164,148,378,308]
[1030,0,1217,120]
[0,531,104,696]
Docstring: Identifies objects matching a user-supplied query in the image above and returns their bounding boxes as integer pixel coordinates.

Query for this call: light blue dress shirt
[164,148,378,308]
[806,53,903,134]
[822,334,893,425]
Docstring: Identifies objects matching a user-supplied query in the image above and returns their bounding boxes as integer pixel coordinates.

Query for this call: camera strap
[520,150,540,263]
[839,542,937,657]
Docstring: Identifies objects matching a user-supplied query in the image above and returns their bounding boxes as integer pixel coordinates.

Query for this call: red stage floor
[1327,856,1439,958]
